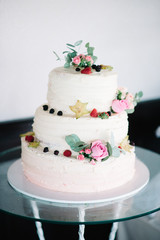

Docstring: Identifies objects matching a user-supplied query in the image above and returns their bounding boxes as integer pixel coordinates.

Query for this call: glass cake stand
[0,146,160,240]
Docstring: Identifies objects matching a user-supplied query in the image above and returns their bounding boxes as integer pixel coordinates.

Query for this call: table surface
[0,146,160,225]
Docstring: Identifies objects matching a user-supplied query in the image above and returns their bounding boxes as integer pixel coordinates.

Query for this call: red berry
[63,150,72,157]
[81,67,92,74]
[118,146,122,149]
[25,135,34,142]
[90,108,98,117]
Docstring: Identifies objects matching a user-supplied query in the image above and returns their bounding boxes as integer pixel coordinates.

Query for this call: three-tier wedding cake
[21,41,143,193]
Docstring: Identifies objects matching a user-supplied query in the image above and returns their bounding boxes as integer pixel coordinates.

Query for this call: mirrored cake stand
[0,146,160,240]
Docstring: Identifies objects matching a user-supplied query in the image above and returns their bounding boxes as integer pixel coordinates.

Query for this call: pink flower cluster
[77,140,108,165]
[111,88,135,113]
[72,54,93,66]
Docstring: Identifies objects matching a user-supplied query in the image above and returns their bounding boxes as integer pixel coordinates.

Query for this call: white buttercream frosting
[47,67,118,113]
[21,138,135,193]
[21,65,136,193]
[33,106,128,150]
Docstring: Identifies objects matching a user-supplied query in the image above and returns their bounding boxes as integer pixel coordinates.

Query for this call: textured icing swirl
[47,67,118,113]
[33,106,128,150]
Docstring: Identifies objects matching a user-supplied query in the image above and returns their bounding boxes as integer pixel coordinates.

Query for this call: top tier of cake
[47,67,118,114]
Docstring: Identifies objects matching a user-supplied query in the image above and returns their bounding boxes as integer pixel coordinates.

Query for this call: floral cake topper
[53,40,113,74]
[111,87,143,114]
[65,133,133,165]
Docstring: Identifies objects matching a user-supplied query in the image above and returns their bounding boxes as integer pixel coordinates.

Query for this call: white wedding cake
[21,41,143,193]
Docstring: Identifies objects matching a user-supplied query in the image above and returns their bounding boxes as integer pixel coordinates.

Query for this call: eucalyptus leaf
[74,40,83,46]
[137,91,143,98]
[106,142,112,156]
[66,43,75,48]
[67,47,77,53]
[87,47,94,56]
[53,51,61,61]
[64,62,70,68]
[72,141,89,152]
[62,51,70,54]
[85,42,90,48]
[110,132,115,147]
[65,134,80,146]
[112,147,121,158]
[70,51,77,58]
[102,155,110,161]
[92,56,97,63]
[125,108,135,114]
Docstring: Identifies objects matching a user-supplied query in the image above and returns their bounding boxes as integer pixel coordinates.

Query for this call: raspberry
[63,150,72,157]
[25,135,34,142]
[81,67,92,74]
[90,108,98,117]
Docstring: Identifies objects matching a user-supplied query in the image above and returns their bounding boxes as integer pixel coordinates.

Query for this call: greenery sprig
[53,40,97,68]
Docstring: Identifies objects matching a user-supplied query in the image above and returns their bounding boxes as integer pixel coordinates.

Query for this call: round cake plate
[7,158,149,204]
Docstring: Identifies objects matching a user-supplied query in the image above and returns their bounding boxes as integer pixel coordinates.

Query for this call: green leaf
[117,91,122,100]
[110,132,115,147]
[70,51,77,58]
[102,156,110,161]
[87,47,94,56]
[72,141,89,152]
[53,51,61,61]
[67,47,77,53]
[62,51,70,54]
[20,131,34,137]
[107,142,112,156]
[65,134,81,147]
[65,53,72,63]
[28,141,40,148]
[85,42,90,48]
[65,134,88,152]
[74,40,83,46]
[92,56,97,63]
[125,108,135,114]
[112,147,120,158]
[66,43,75,48]
[64,62,70,68]
[137,91,143,98]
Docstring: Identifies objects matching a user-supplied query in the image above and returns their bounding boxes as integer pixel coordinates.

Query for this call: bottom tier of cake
[21,138,135,193]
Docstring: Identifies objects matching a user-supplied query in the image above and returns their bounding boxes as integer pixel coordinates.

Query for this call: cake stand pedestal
[0,146,160,240]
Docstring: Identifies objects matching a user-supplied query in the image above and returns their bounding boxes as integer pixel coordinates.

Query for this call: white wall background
[0,0,160,122]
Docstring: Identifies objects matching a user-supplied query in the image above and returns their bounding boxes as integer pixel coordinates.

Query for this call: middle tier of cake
[33,106,128,151]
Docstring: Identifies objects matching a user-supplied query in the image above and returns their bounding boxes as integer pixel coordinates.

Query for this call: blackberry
[57,111,63,116]
[92,64,96,69]
[95,65,101,72]
[43,147,49,152]
[43,105,48,111]
[54,150,59,155]
[107,111,111,116]
[75,67,80,71]
[49,108,55,114]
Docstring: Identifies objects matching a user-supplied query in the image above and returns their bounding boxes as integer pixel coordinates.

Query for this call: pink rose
[112,99,129,113]
[126,93,134,109]
[73,56,81,65]
[91,140,108,161]
[85,55,93,65]
[77,154,85,160]
[79,149,84,153]
[85,149,91,154]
